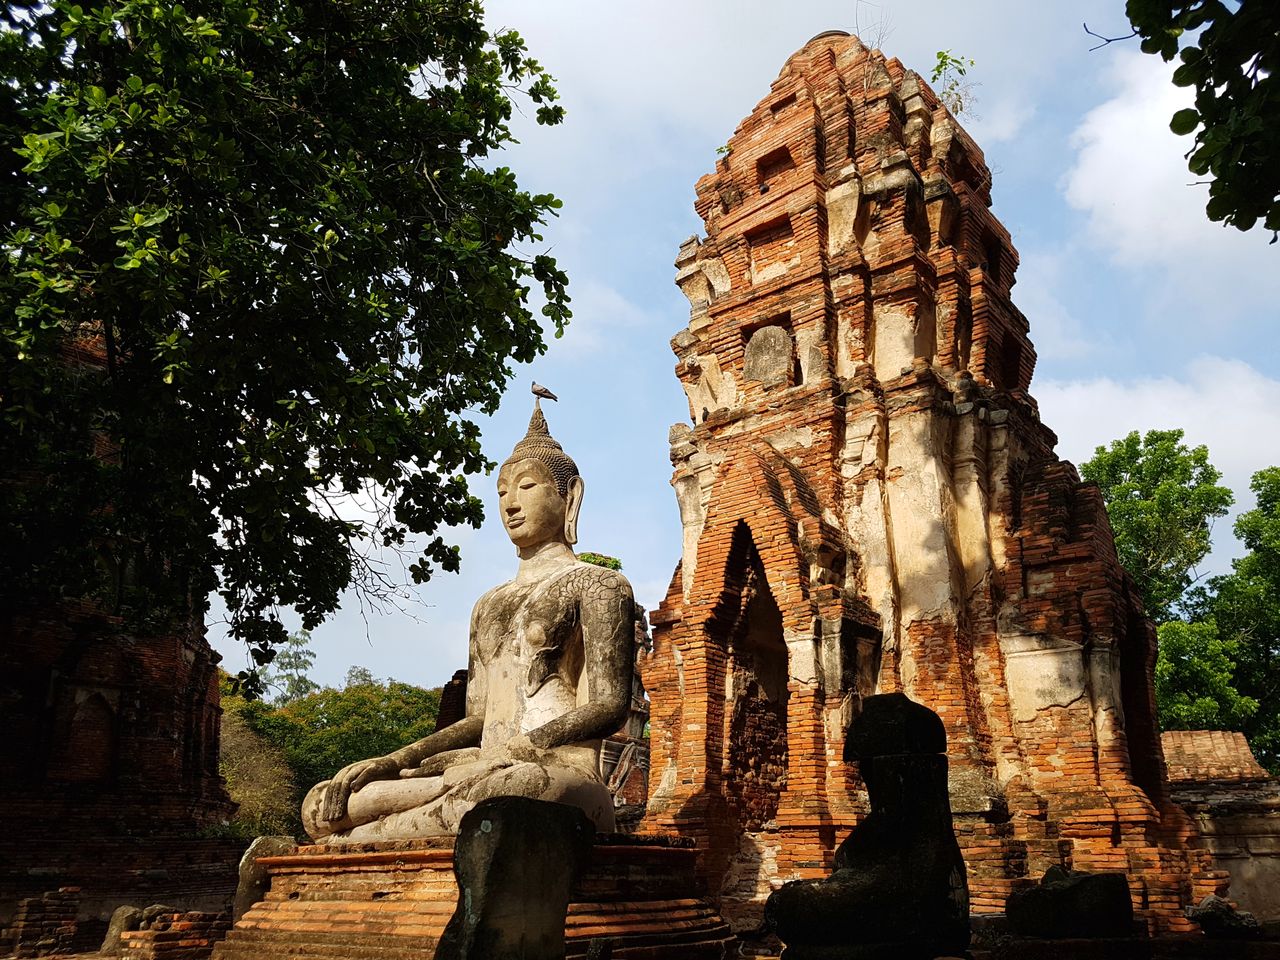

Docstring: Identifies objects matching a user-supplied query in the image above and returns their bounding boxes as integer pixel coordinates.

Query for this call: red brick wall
[0,600,238,926]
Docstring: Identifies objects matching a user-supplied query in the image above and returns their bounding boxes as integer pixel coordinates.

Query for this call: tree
[1154,620,1258,730]
[1100,2,1280,237]
[1193,467,1280,770]
[244,672,442,795]
[263,630,320,705]
[219,694,300,837]
[930,50,978,117]
[1081,429,1233,621]
[343,664,377,687]
[0,1,569,690]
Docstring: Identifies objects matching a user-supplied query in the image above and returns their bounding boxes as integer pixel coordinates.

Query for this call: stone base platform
[211,835,733,959]
[970,938,1280,960]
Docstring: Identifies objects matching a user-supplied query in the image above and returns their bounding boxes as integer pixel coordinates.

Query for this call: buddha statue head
[497,403,584,551]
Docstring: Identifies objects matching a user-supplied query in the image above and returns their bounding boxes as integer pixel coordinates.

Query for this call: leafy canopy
[1125,0,1280,237]
[220,662,442,835]
[1190,467,1280,770]
[1081,429,1233,621]
[219,701,298,837]
[1154,619,1257,730]
[1,0,569,687]
[233,668,442,807]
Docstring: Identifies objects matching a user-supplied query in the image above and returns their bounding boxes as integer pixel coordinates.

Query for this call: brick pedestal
[211,836,732,959]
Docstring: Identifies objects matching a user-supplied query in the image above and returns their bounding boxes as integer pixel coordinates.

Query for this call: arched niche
[49,690,117,783]
[722,526,789,830]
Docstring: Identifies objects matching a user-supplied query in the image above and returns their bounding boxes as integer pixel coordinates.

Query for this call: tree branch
[1083,22,1138,52]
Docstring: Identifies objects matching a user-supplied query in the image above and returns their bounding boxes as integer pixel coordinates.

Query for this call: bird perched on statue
[531,382,558,402]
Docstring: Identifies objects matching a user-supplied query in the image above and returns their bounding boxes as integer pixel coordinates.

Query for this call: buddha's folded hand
[401,747,482,778]
[322,755,401,821]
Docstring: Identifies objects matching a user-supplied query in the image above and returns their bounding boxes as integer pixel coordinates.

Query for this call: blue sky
[210,1,1280,689]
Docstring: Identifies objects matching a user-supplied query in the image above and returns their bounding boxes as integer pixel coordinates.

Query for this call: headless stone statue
[302,402,634,841]
[765,693,970,960]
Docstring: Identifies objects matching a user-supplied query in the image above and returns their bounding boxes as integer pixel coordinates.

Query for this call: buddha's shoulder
[549,560,633,602]
[470,579,518,616]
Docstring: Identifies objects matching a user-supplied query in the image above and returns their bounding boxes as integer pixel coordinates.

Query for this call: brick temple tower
[639,31,1218,934]
[0,334,238,939]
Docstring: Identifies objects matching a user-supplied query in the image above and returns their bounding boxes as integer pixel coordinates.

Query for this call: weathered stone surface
[744,325,794,387]
[231,836,296,922]
[766,693,969,959]
[640,28,1218,936]
[302,403,635,842]
[99,904,143,954]
[139,904,180,927]
[435,797,593,960]
[1006,867,1134,940]
[1187,895,1263,940]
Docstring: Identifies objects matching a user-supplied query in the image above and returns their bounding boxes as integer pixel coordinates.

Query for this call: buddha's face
[497,459,567,549]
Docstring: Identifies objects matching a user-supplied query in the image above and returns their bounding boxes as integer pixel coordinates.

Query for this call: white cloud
[489,2,1116,214]
[1037,355,1280,571]
[549,278,661,358]
[969,93,1034,145]
[1063,51,1278,279]
[1014,247,1100,362]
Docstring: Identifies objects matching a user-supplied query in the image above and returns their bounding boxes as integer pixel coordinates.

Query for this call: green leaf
[1169,108,1199,136]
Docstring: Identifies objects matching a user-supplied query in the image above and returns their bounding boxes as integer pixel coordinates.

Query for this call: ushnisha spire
[501,400,579,497]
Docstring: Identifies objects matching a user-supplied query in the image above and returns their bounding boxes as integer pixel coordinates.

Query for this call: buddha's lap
[345,757,608,818]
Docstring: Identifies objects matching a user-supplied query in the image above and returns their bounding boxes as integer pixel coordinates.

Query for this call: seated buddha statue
[301,402,635,841]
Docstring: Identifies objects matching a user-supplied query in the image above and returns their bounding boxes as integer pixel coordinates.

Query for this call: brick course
[640,30,1218,935]
[119,912,232,960]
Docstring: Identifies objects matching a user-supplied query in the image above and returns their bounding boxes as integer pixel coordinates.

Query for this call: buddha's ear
[564,476,585,546]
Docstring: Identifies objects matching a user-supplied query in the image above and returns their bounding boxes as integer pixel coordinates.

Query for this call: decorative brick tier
[211,837,733,959]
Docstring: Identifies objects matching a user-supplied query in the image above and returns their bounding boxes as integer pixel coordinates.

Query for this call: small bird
[531,382,558,402]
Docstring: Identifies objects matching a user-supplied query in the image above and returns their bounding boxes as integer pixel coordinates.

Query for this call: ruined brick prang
[639,31,1219,935]
[0,335,238,930]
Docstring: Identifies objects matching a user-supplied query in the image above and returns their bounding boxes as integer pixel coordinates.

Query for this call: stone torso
[473,562,607,769]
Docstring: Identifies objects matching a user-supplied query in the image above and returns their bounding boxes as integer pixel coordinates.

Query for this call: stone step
[234,899,728,942]
[214,924,734,960]
[215,929,438,959]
